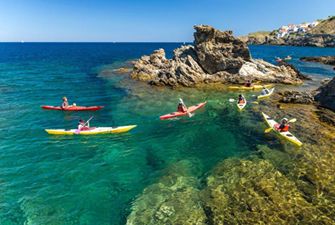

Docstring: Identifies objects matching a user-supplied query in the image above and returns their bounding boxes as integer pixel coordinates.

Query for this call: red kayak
[41,105,104,111]
[160,102,207,120]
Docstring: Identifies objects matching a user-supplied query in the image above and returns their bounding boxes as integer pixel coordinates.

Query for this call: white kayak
[262,112,302,146]
[45,125,137,135]
[257,88,275,99]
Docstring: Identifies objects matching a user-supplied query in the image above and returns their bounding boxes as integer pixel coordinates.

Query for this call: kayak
[228,84,273,91]
[237,98,247,110]
[45,125,136,135]
[41,105,104,111]
[257,88,275,99]
[262,112,302,147]
[160,102,207,120]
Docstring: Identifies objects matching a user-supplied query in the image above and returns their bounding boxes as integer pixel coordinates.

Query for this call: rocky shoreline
[243,33,335,48]
[300,56,335,66]
[131,25,305,87]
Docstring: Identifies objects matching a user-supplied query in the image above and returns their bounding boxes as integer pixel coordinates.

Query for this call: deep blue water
[0,43,334,225]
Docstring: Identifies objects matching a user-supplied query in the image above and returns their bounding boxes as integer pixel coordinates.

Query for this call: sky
[0,0,334,42]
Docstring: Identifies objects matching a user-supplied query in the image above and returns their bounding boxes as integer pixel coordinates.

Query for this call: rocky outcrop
[193,26,250,74]
[300,56,335,66]
[315,77,335,112]
[279,91,315,104]
[131,25,304,87]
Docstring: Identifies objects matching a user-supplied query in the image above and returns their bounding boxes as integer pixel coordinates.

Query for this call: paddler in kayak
[238,94,245,104]
[177,98,188,113]
[261,86,270,95]
[244,80,252,87]
[61,97,70,109]
[78,119,90,131]
[276,118,290,132]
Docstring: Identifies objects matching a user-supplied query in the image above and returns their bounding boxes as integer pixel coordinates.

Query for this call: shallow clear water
[0,43,334,225]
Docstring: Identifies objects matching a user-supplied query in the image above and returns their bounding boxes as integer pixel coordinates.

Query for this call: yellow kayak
[45,125,137,135]
[262,112,302,147]
[257,88,275,99]
[228,84,273,90]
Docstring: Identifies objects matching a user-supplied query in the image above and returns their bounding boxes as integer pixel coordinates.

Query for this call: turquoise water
[0,43,334,225]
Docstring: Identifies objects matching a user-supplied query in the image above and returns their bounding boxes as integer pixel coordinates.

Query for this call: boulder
[279,91,315,104]
[315,76,335,112]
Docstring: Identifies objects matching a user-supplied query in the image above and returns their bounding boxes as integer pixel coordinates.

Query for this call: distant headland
[240,16,335,47]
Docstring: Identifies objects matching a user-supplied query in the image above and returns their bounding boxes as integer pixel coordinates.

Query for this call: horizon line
[0,41,194,44]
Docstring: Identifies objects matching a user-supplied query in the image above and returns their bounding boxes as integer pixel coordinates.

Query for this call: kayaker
[245,80,252,87]
[277,118,290,132]
[78,119,90,131]
[61,97,69,109]
[238,94,245,104]
[177,99,188,113]
[261,87,269,95]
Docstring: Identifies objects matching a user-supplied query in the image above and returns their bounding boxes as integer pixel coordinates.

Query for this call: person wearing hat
[277,118,290,132]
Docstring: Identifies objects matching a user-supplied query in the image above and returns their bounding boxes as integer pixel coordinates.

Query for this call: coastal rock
[300,56,335,66]
[113,67,132,74]
[193,25,250,74]
[279,91,315,104]
[131,25,304,87]
[239,59,304,84]
[202,158,334,224]
[126,160,206,225]
[315,107,335,126]
[315,76,335,112]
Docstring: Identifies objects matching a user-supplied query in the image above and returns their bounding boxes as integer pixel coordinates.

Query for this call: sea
[0,43,334,225]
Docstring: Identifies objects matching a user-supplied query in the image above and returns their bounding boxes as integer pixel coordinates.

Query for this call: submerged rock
[202,158,334,224]
[279,91,315,104]
[315,76,335,112]
[126,160,206,225]
[131,25,304,87]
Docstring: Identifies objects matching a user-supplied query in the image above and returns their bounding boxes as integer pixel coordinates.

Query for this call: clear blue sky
[0,0,334,42]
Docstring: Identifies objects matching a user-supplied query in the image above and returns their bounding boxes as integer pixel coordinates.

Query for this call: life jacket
[275,124,290,132]
[238,98,245,104]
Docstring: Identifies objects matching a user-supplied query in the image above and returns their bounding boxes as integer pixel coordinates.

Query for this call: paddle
[75,116,94,134]
[264,118,297,133]
[179,98,193,118]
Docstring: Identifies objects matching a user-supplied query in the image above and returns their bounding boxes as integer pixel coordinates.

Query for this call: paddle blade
[252,101,259,104]
[229,99,235,102]
[289,118,297,123]
[264,127,273,133]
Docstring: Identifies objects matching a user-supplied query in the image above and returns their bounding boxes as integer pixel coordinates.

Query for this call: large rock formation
[131,25,304,87]
[315,77,335,112]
